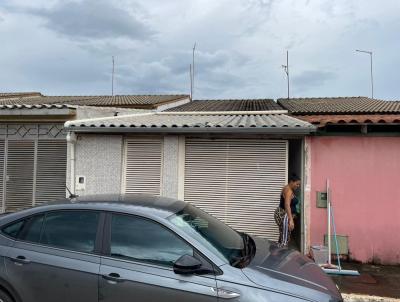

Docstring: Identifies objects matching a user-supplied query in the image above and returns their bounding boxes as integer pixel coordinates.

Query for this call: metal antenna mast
[190,64,193,100]
[111,56,115,96]
[355,49,374,99]
[281,50,290,99]
[192,43,196,100]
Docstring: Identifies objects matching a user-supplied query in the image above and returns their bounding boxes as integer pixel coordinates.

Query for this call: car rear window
[2,220,25,239]
[2,215,45,243]
[40,211,99,253]
[19,215,44,243]
[2,211,99,254]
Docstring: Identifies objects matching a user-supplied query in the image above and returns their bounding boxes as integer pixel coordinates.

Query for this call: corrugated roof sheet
[278,97,400,114]
[165,99,283,112]
[65,112,315,133]
[0,95,189,107]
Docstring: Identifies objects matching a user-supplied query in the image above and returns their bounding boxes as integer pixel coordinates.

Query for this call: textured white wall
[161,135,180,198]
[75,106,147,119]
[156,98,190,112]
[74,134,123,195]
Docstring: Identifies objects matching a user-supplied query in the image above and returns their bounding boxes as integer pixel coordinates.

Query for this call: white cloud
[0,0,399,99]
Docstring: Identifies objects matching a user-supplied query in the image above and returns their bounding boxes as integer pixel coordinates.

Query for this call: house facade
[0,94,189,212]
[64,100,316,251]
[2,92,399,264]
[279,97,400,264]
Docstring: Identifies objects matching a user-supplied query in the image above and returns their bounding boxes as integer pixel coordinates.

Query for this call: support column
[303,136,312,254]
[161,135,180,198]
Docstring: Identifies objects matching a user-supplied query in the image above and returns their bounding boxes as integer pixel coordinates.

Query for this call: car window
[41,211,99,253]
[2,220,25,239]
[168,204,244,264]
[110,214,193,267]
[19,215,44,243]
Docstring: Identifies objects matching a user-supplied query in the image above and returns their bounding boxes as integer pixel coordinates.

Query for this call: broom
[322,180,359,276]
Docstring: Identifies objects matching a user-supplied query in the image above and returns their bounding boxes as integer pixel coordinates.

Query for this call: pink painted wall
[310,136,400,264]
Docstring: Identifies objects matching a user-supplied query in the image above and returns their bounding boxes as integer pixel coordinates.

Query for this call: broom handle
[327,179,331,265]
[330,203,342,270]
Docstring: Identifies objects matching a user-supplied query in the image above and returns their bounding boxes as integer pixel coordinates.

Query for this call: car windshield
[167,203,253,267]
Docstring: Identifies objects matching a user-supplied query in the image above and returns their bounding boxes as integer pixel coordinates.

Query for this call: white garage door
[184,138,288,240]
[124,137,163,195]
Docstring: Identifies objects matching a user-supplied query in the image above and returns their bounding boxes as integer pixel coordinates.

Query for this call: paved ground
[329,263,400,302]
[342,293,400,302]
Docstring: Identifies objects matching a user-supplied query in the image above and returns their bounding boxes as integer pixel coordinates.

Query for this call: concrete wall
[75,106,148,119]
[73,134,123,195]
[161,135,180,198]
[303,137,312,256]
[309,136,400,264]
[156,98,190,112]
[70,134,182,198]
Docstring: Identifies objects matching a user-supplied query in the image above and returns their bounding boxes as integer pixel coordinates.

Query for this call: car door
[99,213,218,302]
[3,210,103,302]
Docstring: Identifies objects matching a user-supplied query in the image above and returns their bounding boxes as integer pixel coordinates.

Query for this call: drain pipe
[66,131,77,196]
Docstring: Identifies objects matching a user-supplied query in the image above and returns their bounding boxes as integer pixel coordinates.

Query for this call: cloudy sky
[0,0,399,99]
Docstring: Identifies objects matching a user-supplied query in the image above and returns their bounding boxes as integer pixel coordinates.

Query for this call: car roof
[2,194,188,222]
[69,193,186,216]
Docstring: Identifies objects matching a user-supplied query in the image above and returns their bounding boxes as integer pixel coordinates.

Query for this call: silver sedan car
[0,194,342,302]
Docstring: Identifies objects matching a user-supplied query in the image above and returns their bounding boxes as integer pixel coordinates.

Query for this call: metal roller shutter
[35,140,67,204]
[185,138,288,240]
[5,141,35,212]
[124,138,162,195]
[0,140,4,210]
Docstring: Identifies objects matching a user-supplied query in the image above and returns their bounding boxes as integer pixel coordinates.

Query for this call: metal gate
[5,141,35,211]
[0,124,67,212]
[184,138,288,240]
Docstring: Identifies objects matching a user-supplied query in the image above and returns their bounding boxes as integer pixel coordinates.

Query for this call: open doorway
[288,139,303,252]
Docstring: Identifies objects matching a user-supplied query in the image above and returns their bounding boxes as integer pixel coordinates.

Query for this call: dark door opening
[288,139,303,252]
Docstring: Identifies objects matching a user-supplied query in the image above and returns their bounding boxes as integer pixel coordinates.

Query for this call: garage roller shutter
[0,140,4,210]
[124,138,162,195]
[184,139,288,240]
[35,140,67,204]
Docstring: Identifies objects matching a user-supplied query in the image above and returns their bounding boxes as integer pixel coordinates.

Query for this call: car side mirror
[173,254,212,275]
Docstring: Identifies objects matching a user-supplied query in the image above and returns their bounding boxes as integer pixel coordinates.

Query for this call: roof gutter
[65,126,316,135]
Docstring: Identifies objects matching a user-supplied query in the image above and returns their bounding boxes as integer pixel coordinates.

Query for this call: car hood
[242,237,342,301]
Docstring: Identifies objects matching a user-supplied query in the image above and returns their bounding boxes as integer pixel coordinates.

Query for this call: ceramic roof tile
[278,97,400,114]
[165,99,283,112]
[0,95,189,107]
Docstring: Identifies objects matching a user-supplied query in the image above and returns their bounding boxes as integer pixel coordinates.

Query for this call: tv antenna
[281,50,290,99]
[189,64,193,100]
[111,56,115,96]
[355,49,374,99]
[191,43,196,100]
